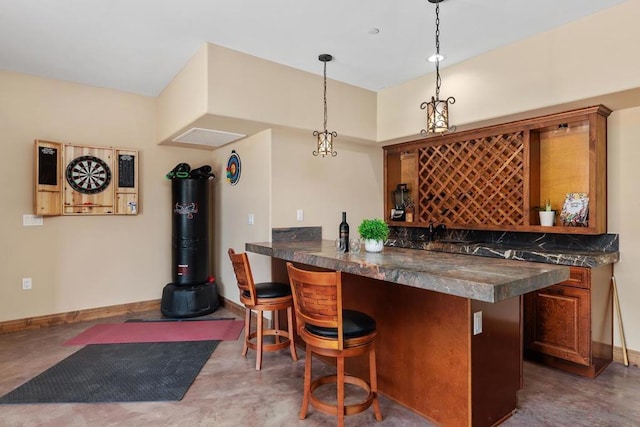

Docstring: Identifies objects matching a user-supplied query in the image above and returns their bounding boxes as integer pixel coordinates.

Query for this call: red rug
[64,319,244,346]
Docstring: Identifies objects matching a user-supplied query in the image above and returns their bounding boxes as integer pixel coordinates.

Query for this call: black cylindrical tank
[172,179,209,285]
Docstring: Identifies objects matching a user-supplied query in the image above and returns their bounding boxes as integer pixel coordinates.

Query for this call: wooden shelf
[383,105,611,235]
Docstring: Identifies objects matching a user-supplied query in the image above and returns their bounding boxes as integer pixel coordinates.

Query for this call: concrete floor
[1,307,639,426]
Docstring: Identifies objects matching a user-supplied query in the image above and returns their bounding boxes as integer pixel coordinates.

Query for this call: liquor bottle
[339,212,349,252]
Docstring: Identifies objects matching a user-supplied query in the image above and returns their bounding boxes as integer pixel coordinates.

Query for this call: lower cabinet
[524,264,613,378]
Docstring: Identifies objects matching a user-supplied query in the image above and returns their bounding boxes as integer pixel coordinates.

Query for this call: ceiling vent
[172,128,246,148]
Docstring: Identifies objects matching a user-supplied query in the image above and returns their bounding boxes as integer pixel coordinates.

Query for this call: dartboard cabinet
[34,140,139,216]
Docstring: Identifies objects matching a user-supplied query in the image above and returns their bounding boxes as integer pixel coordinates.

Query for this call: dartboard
[226,150,241,186]
[65,155,112,194]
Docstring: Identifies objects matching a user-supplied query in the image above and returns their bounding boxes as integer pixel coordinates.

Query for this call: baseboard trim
[613,346,640,368]
[219,297,245,319]
[0,300,161,335]
[0,297,247,336]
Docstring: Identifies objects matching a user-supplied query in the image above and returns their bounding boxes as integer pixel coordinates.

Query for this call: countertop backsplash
[387,226,619,267]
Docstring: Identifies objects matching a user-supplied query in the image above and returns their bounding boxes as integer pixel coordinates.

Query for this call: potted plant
[357,218,390,252]
[537,199,555,226]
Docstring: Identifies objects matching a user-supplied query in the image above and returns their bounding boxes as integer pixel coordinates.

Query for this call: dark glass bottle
[339,211,349,252]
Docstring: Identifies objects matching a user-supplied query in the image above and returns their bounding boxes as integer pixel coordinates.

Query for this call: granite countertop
[246,240,569,304]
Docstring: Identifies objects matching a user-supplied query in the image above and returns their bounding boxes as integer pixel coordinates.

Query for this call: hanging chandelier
[421,0,456,135]
[313,54,337,157]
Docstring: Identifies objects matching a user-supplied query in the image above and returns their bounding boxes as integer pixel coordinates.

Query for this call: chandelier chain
[420,0,456,135]
[435,1,441,101]
[323,60,328,131]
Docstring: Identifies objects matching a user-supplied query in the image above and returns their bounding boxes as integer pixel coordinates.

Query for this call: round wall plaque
[226,150,241,186]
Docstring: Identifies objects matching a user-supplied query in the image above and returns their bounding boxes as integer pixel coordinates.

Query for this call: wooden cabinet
[383,105,611,234]
[34,140,139,216]
[523,265,613,378]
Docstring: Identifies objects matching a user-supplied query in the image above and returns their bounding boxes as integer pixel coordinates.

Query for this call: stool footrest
[246,329,293,352]
[309,374,376,417]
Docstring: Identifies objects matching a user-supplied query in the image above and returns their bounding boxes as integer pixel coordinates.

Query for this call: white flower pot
[539,211,556,227]
[364,239,384,252]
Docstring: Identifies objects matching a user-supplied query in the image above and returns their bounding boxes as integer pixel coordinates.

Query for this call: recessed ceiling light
[427,53,446,63]
[368,28,380,35]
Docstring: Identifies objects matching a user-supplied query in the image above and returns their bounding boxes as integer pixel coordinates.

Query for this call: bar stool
[286,262,382,426]
[228,249,298,370]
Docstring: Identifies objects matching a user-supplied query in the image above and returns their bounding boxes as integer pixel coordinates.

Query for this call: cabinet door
[524,284,590,366]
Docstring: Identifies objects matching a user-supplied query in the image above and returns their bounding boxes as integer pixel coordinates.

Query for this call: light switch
[248,213,255,225]
[23,214,43,226]
[296,209,304,221]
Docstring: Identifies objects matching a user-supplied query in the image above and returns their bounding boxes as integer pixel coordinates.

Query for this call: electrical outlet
[22,277,32,290]
[296,209,304,221]
[473,311,482,335]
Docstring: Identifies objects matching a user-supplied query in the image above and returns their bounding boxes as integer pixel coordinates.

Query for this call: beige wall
[0,70,214,321]
[156,43,378,146]
[378,0,640,142]
[156,44,209,144]
[210,130,272,304]
[2,0,638,356]
[271,128,383,234]
[210,128,383,311]
[206,44,377,142]
[607,107,640,352]
[376,0,640,353]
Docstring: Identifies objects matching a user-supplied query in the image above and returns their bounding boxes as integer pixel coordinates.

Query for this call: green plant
[536,199,554,212]
[358,218,390,241]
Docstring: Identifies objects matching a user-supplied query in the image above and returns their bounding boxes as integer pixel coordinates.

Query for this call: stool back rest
[286,262,344,350]
[228,248,257,305]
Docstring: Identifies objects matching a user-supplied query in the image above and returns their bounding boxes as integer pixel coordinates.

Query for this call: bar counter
[246,239,569,303]
[247,239,569,426]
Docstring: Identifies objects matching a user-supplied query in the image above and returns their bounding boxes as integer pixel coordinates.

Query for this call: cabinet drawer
[558,266,590,290]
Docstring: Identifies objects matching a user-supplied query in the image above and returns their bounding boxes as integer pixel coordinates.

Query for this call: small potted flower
[537,199,555,226]
[357,218,390,252]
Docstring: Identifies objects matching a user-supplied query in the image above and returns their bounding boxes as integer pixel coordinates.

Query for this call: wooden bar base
[275,259,522,427]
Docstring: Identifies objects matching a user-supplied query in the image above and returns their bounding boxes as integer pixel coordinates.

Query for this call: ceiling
[0,0,628,97]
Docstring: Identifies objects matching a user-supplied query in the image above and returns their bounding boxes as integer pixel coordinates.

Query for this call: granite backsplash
[387,226,619,267]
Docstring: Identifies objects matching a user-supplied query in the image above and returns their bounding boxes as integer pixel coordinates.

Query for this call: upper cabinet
[383,105,611,235]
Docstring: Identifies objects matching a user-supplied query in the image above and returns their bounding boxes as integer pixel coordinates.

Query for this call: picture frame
[560,192,589,227]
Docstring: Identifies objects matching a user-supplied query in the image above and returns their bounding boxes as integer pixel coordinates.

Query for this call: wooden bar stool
[286,262,382,426]
[228,249,298,370]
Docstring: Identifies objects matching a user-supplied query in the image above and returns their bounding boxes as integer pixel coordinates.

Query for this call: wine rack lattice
[418,132,525,226]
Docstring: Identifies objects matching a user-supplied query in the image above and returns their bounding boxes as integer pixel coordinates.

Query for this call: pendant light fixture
[421,0,456,135]
[313,54,337,157]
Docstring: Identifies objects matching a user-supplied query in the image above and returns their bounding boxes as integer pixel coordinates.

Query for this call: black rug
[0,341,219,404]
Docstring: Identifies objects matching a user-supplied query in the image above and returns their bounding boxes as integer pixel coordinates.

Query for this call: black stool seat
[306,310,376,339]
[242,282,292,299]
